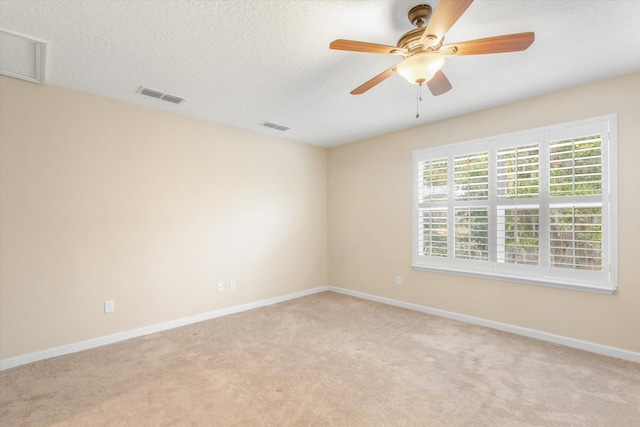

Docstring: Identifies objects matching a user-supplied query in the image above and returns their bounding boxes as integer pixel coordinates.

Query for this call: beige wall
[328,73,640,353]
[0,76,328,360]
[2,73,638,362]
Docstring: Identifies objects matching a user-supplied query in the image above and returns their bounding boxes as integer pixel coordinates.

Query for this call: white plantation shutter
[454,152,489,200]
[418,157,448,202]
[417,157,449,260]
[454,208,489,260]
[452,152,490,263]
[549,206,602,271]
[413,114,616,293]
[496,207,540,265]
[548,133,603,272]
[418,209,448,257]
[496,143,541,268]
[549,135,602,197]
[497,144,539,199]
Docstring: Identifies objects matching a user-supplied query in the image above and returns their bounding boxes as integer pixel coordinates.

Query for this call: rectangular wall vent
[259,121,291,132]
[136,86,185,104]
[0,27,47,84]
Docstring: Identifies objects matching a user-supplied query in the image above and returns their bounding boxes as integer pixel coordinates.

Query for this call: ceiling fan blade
[427,70,452,96]
[420,0,474,46]
[441,32,535,56]
[330,39,407,55]
[351,65,398,95]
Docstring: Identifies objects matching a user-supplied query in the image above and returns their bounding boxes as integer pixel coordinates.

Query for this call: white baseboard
[0,286,329,371]
[4,285,637,370]
[328,286,640,363]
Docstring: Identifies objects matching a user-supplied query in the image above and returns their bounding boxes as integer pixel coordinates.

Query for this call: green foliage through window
[455,208,489,260]
[419,158,448,202]
[497,207,540,265]
[419,209,448,257]
[550,135,602,197]
[550,206,602,270]
[454,152,489,201]
[497,144,539,199]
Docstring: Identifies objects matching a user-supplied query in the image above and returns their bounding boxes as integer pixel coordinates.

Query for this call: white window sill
[411,264,616,295]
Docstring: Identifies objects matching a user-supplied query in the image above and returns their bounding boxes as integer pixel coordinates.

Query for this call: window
[412,115,617,293]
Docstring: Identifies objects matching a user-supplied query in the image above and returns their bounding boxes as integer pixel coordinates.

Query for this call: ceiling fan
[330,0,534,97]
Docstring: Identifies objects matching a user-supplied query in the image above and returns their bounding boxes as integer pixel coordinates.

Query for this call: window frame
[412,114,618,294]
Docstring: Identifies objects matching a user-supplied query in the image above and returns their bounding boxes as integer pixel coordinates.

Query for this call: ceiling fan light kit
[330,0,534,100]
[396,52,445,85]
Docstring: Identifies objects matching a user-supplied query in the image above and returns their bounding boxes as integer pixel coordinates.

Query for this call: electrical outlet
[217,282,224,292]
[104,299,115,313]
[395,276,402,286]
[230,280,236,290]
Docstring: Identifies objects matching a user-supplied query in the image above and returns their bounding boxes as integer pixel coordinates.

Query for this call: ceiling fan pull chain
[416,84,422,118]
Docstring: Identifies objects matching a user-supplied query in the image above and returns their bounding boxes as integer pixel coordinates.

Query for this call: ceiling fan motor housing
[399,4,439,51]
[408,4,432,27]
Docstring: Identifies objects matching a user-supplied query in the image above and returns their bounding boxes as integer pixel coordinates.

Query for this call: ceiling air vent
[136,86,185,104]
[259,121,290,132]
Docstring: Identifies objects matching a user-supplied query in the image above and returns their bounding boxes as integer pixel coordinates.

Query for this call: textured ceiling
[1,0,639,147]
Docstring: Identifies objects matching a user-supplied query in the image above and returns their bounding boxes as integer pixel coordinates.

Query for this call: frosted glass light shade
[396,53,445,85]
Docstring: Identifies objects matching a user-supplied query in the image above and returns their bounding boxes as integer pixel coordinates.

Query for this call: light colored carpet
[1,291,639,426]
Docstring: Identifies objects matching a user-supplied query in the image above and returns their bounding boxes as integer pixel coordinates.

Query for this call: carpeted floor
[1,291,639,426]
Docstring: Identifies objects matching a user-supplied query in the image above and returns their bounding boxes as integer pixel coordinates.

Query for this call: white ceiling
[1,0,639,148]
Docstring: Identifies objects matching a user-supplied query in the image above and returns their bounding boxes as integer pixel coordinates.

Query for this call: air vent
[259,121,291,132]
[136,86,185,104]
[161,94,184,104]
[0,27,47,84]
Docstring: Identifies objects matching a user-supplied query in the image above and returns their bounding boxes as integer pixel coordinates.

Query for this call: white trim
[411,264,616,295]
[4,285,635,370]
[606,117,619,288]
[328,286,640,363]
[0,286,329,371]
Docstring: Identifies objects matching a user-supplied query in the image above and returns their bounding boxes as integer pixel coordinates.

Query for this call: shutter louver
[550,135,602,197]
[497,207,540,265]
[417,158,449,258]
[455,208,489,260]
[418,209,448,257]
[418,158,448,202]
[550,206,602,271]
[454,152,489,200]
[497,144,539,199]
